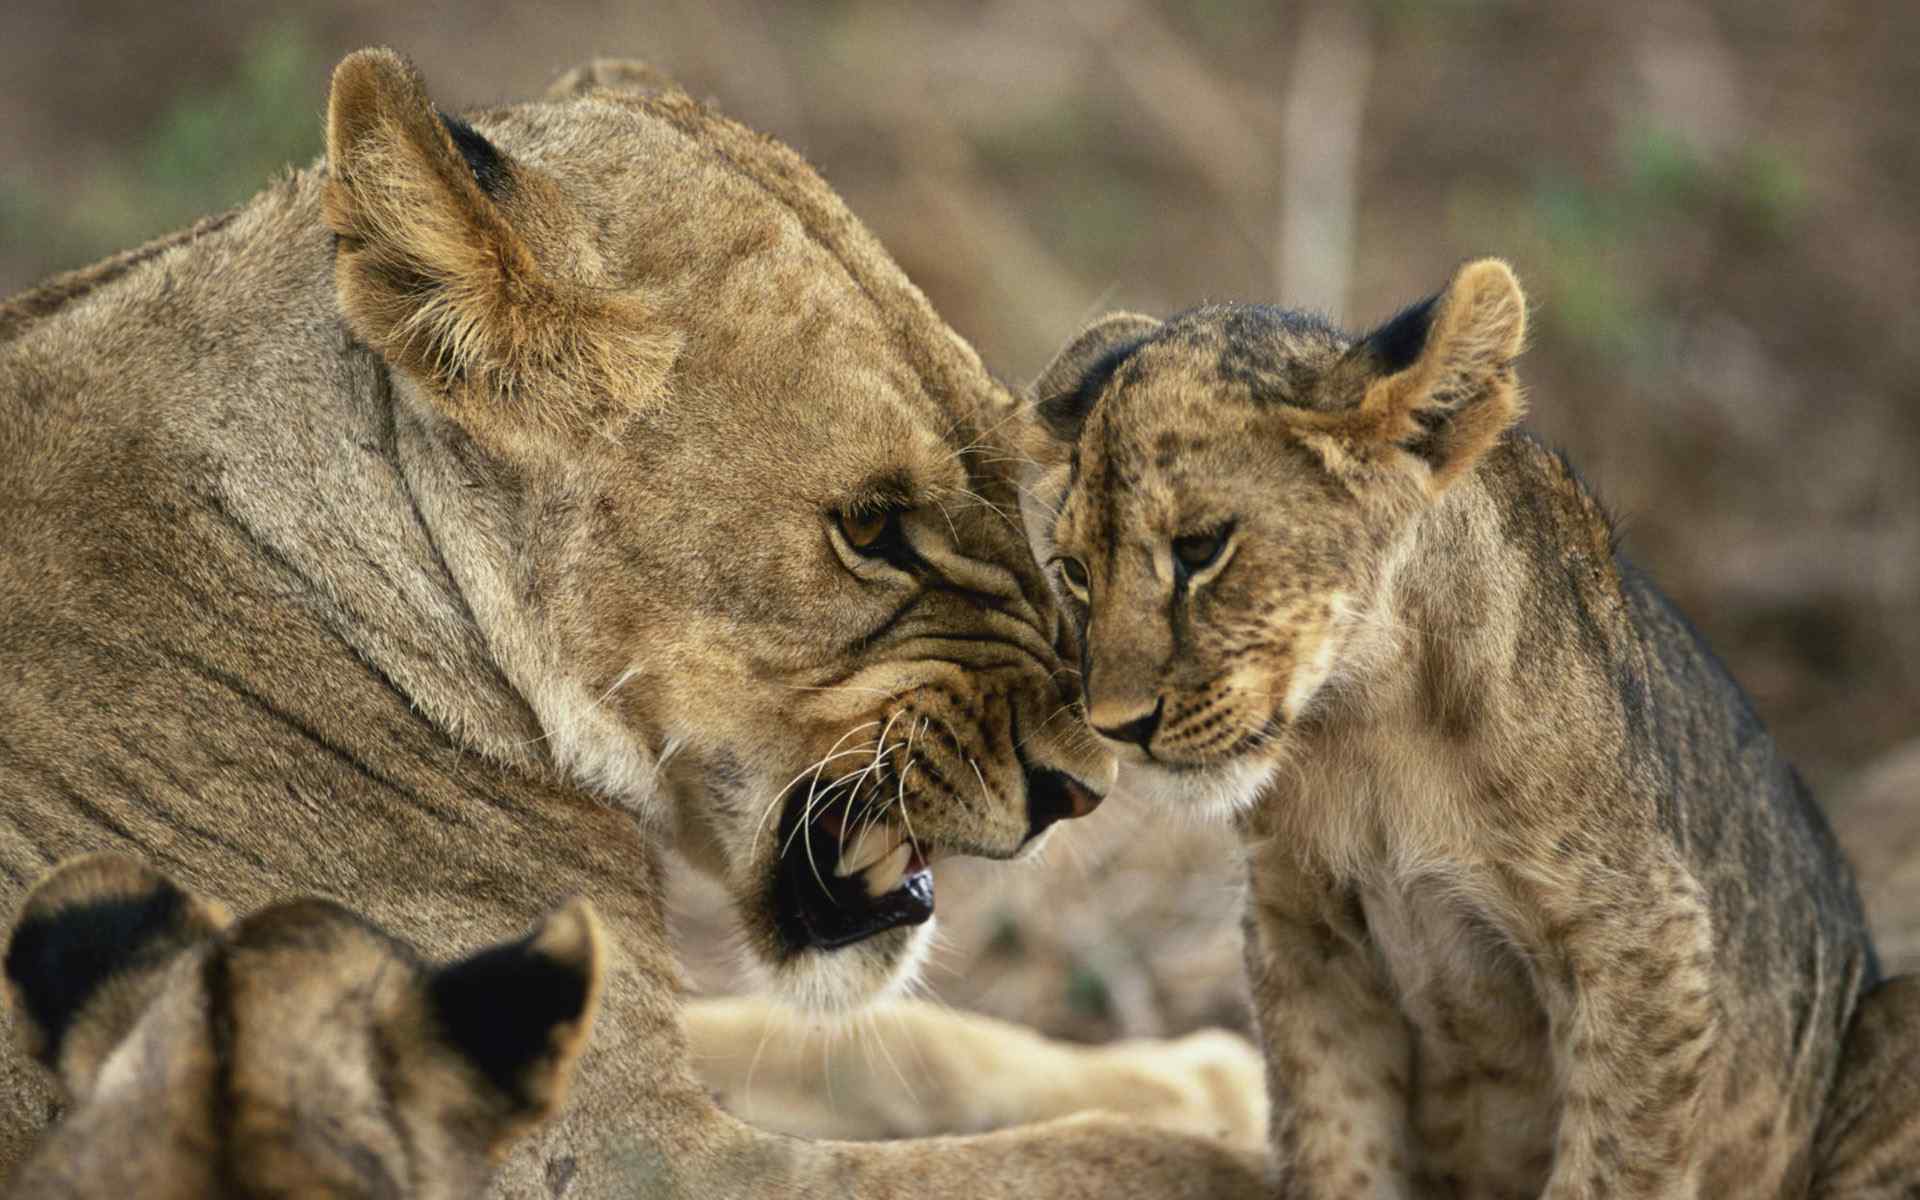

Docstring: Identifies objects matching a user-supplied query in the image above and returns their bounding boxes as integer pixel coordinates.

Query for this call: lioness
[0,50,1263,1198]
[1025,260,1920,1197]
[5,854,600,1198]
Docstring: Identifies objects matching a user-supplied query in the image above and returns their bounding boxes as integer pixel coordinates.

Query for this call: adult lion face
[323,52,1111,1011]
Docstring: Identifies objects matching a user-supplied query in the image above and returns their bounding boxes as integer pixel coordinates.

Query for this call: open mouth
[771,788,935,954]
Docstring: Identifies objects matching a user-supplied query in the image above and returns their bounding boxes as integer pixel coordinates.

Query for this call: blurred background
[4,0,1915,1038]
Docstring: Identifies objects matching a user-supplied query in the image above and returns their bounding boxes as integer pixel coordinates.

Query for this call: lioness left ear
[324,48,679,446]
[1333,258,1528,495]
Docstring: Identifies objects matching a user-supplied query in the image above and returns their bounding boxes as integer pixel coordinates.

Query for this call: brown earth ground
[3,0,1914,1047]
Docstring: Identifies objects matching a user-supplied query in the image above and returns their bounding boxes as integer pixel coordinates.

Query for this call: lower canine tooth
[834,824,899,878]
[861,842,913,896]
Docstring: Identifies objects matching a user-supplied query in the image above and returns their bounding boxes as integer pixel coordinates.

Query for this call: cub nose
[1024,767,1103,842]
[1091,697,1163,751]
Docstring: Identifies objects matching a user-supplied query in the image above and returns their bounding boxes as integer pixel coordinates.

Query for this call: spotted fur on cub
[3,854,601,1199]
[1027,260,1920,1198]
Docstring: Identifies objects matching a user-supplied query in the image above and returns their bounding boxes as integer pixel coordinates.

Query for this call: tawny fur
[0,49,1262,1199]
[1027,260,1920,1199]
[682,995,1268,1150]
[4,855,601,1199]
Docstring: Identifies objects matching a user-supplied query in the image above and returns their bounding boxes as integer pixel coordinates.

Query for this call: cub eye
[1172,529,1228,574]
[1056,556,1090,597]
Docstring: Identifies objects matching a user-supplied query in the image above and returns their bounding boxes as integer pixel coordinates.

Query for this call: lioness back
[1026,261,1916,1197]
[4,854,600,1199]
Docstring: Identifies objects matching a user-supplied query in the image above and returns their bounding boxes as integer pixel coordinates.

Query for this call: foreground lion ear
[324,48,680,446]
[1311,259,1527,494]
[429,897,604,1146]
[543,58,683,101]
[1029,312,1163,447]
[4,854,230,1099]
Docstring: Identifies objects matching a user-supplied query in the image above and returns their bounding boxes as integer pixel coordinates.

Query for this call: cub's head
[3,854,600,1199]
[1026,261,1527,817]
[320,51,1111,1013]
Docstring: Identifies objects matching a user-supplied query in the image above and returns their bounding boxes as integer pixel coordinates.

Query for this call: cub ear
[428,897,604,1145]
[1030,312,1163,446]
[323,48,680,446]
[543,58,683,101]
[4,854,231,1098]
[1322,258,1528,494]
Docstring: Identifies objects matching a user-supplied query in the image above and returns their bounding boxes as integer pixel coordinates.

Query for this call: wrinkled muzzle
[765,647,1110,960]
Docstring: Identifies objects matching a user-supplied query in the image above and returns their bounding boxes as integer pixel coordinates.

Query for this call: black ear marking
[4,883,189,1067]
[1361,291,1440,375]
[1036,334,1151,442]
[429,930,591,1105]
[438,113,511,198]
[1032,312,1163,445]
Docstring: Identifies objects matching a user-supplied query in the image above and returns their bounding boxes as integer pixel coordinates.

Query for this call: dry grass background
[4,0,1915,1042]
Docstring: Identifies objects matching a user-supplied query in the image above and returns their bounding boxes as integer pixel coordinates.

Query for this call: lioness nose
[1024,766,1103,841]
[1090,697,1163,751]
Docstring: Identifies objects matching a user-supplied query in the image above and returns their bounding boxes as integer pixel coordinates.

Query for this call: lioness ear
[1322,259,1527,494]
[429,897,603,1145]
[4,854,230,1098]
[324,48,679,445]
[1030,312,1163,446]
[544,58,682,101]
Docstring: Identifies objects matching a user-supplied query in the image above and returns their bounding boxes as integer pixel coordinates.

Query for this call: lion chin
[654,750,958,1016]
[754,921,938,1018]
[1115,758,1279,827]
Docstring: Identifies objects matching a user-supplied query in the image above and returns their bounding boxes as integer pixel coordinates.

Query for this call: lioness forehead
[476,91,1002,433]
[462,92,1024,552]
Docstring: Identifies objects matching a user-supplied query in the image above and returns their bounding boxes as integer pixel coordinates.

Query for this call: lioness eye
[839,509,892,552]
[1057,556,1090,593]
[1172,530,1226,573]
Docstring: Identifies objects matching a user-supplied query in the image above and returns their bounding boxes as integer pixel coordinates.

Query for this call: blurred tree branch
[1277,1,1373,315]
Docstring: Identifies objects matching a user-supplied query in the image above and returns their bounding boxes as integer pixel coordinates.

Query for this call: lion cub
[1025,260,1919,1197]
[3,854,600,1198]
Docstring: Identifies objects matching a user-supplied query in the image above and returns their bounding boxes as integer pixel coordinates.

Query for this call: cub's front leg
[1245,865,1415,1199]
[1515,851,1719,1200]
